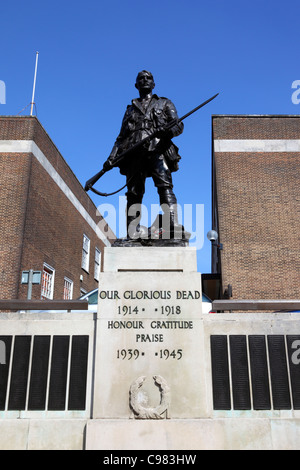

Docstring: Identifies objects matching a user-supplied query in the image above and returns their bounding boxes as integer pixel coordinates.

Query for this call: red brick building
[212,115,300,300]
[0,116,115,301]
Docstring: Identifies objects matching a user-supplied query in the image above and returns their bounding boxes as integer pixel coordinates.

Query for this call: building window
[80,288,87,297]
[81,234,90,272]
[94,248,101,281]
[41,263,55,299]
[63,277,73,300]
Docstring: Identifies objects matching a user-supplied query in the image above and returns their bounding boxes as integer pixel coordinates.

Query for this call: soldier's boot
[167,204,185,239]
[126,200,142,239]
[157,188,183,240]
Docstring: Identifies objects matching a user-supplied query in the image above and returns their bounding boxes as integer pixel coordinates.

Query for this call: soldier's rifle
[84,93,219,196]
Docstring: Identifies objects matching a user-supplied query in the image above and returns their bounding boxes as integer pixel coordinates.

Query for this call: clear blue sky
[1,0,299,273]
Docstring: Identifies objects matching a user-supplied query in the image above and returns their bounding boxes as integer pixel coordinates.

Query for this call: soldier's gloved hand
[155,126,172,139]
[156,120,183,139]
[168,120,184,138]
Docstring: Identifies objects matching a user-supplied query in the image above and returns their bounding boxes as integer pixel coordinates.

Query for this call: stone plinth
[92,247,204,420]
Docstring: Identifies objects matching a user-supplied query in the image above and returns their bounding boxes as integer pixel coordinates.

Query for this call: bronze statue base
[112,237,189,247]
[112,223,190,247]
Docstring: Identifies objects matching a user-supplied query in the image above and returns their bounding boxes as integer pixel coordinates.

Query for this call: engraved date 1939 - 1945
[116,349,183,360]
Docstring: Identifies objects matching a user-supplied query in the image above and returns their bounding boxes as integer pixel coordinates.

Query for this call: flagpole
[30,51,39,116]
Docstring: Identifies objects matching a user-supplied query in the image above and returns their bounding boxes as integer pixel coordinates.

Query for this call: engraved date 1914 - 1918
[118,305,181,316]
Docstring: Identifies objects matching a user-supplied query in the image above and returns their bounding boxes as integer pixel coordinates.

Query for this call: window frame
[94,247,101,281]
[80,287,87,297]
[81,234,90,273]
[41,263,55,300]
[63,277,74,300]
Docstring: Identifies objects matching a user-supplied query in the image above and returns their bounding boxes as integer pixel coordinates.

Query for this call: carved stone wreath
[129,375,171,419]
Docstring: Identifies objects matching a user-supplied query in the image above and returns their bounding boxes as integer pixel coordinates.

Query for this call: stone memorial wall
[0,247,300,450]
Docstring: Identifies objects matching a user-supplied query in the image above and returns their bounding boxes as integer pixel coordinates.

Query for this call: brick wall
[212,115,300,300]
[0,116,114,301]
[0,152,32,298]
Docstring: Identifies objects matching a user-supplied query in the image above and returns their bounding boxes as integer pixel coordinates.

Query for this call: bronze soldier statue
[103,70,184,240]
[85,72,218,243]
